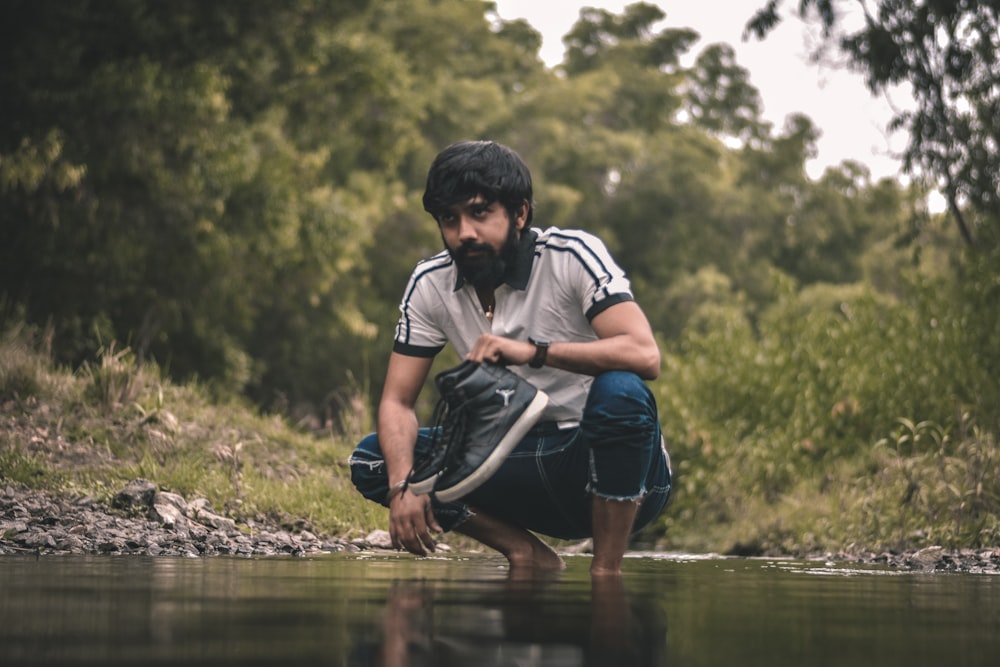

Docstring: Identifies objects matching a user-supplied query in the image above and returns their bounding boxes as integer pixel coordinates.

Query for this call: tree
[0,0,399,396]
[685,43,767,142]
[746,0,1000,247]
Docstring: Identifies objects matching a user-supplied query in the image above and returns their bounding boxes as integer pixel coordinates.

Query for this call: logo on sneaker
[495,388,515,407]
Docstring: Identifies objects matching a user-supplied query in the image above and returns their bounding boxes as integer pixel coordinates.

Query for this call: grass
[646,272,1000,557]
[3,316,998,557]
[0,327,385,542]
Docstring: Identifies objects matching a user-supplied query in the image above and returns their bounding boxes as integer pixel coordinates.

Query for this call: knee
[352,432,381,457]
[348,433,385,496]
[584,372,657,428]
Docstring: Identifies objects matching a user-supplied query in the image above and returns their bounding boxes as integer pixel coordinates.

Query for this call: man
[350,140,671,576]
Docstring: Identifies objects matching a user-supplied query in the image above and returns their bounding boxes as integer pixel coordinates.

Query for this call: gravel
[0,479,384,558]
[3,479,998,572]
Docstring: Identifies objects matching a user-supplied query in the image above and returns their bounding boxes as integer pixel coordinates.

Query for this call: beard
[449,223,520,290]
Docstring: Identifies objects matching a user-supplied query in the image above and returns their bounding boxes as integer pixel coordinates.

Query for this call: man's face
[438,195,526,289]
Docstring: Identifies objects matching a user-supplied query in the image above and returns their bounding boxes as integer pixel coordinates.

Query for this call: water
[2,552,998,666]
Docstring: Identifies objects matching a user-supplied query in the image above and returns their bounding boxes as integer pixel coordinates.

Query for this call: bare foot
[457,508,565,573]
[507,538,566,572]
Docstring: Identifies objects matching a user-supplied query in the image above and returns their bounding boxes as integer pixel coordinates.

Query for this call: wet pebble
[825,546,1000,573]
[1,479,368,558]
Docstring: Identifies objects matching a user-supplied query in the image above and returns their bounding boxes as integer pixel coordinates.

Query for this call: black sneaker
[406,362,484,495]
[410,361,548,503]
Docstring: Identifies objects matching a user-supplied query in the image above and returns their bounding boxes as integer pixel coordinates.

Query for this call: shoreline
[3,480,999,573]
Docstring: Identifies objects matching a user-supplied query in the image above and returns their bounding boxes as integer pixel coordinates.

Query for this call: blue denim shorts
[350,371,672,540]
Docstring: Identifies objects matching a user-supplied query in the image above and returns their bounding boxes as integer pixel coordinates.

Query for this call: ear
[514,201,529,230]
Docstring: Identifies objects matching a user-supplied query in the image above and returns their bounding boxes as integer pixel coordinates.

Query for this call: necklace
[479,291,495,322]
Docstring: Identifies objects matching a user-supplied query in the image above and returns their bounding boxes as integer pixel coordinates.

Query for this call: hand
[388,489,442,556]
[466,333,534,366]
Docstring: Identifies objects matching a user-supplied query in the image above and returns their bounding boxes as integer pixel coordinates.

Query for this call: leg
[459,375,671,574]
[580,372,672,576]
[590,496,640,576]
[349,430,474,532]
[351,428,568,568]
[455,509,565,572]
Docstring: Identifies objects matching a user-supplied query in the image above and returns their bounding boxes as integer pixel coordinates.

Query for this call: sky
[491,0,913,182]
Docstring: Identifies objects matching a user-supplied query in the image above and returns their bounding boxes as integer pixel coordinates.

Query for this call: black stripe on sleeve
[392,341,444,358]
[585,293,634,321]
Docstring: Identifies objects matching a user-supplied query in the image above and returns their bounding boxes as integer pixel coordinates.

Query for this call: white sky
[492,0,913,182]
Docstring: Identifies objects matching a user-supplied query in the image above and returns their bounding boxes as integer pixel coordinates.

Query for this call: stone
[112,479,157,510]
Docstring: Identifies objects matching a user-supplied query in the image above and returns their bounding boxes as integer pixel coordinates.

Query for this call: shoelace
[409,394,469,482]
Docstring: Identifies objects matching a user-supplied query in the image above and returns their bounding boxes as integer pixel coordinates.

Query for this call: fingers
[426,510,443,534]
[393,520,436,555]
[466,334,532,366]
[465,335,496,364]
[389,492,439,556]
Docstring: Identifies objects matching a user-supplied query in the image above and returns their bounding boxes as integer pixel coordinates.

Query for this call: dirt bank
[3,479,999,573]
[0,479,386,558]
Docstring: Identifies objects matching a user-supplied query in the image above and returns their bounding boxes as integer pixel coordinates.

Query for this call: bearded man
[350,140,672,576]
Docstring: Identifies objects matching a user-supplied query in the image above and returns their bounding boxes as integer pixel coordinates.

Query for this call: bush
[653,260,1000,553]
[0,324,54,403]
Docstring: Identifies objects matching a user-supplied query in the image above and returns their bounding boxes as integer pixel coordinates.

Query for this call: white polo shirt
[392,226,635,424]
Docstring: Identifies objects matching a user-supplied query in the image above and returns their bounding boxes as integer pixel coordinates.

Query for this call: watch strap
[528,337,550,368]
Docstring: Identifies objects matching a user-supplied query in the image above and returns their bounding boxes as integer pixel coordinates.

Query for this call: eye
[438,212,458,226]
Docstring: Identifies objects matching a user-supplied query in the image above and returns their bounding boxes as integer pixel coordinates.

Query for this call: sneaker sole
[408,467,443,496]
[407,466,445,496]
[432,389,549,503]
[407,442,455,495]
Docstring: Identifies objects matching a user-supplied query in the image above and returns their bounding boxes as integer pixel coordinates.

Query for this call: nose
[456,214,478,243]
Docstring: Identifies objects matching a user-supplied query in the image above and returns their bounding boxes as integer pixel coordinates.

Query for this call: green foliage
[747,0,1000,246]
[859,417,1000,549]
[78,343,149,412]
[654,248,1000,553]
[0,329,379,538]
[0,335,43,403]
[0,323,77,405]
[0,448,51,488]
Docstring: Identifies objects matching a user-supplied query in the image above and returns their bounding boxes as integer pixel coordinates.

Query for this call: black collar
[452,228,537,291]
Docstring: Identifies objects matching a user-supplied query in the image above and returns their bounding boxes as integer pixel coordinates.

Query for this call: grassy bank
[3,310,999,557]
[0,327,384,542]
[652,269,1000,556]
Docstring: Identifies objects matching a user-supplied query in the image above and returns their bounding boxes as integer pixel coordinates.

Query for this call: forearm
[545,335,660,380]
[467,301,661,378]
[376,400,420,486]
[378,395,442,554]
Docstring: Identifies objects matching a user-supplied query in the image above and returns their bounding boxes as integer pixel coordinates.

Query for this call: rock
[362,529,393,549]
[24,532,57,549]
[910,546,945,570]
[186,498,236,531]
[151,492,189,528]
[112,479,157,511]
[57,535,85,551]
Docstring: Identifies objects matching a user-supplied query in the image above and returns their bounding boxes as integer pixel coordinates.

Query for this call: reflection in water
[365,569,666,667]
[2,554,999,666]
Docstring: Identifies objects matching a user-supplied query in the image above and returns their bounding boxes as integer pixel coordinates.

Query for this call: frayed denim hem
[347,455,383,473]
[589,488,646,503]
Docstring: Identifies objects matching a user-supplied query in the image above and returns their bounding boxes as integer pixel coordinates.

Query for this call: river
[2,552,998,665]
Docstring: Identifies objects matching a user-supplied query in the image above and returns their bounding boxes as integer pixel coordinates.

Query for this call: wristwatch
[528,337,550,368]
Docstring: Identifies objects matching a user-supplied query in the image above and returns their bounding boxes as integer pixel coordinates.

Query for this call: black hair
[422,140,534,226]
